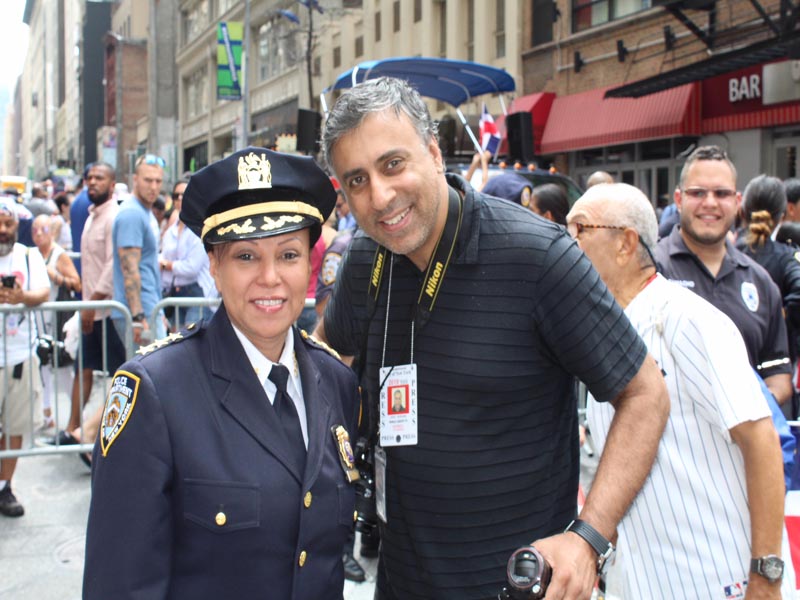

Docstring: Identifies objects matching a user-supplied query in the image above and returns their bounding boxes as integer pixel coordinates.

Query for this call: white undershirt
[231,325,308,448]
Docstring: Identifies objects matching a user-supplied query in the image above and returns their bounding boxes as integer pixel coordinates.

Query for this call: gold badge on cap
[331,425,360,483]
[237,152,272,190]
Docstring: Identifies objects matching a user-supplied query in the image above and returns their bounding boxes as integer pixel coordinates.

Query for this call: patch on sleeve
[321,252,343,286]
[100,370,141,457]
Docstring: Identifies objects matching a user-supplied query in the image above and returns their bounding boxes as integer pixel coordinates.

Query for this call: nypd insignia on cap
[180,147,336,246]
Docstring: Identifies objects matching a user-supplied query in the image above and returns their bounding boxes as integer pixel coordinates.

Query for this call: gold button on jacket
[215,512,226,526]
[303,491,312,508]
[298,550,307,567]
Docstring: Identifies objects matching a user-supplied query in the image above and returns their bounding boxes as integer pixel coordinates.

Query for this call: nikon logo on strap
[371,252,384,289]
[424,261,444,298]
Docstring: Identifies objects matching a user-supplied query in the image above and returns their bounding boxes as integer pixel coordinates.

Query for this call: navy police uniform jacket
[83,305,360,600]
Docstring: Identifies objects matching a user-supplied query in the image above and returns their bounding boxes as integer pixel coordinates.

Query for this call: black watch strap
[565,519,615,573]
[132,312,146,323]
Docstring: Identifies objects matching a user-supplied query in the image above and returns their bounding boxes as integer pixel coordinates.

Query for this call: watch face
[762,556,784,581]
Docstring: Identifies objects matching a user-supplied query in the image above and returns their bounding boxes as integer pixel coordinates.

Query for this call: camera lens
[499,546,551,600]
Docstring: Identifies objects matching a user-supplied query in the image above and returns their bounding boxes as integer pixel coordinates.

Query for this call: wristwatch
[132,312,146,323]
[565,519,615,575]
[750,555,784,583]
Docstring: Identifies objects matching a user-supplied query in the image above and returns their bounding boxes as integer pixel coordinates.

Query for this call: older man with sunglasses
[655,145,794,408]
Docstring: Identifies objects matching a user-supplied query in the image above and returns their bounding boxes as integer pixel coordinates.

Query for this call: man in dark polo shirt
[655,145,793,406]
[314,77,669,600]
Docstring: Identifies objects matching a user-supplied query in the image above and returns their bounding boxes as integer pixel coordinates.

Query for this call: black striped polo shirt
[324,176,647,599]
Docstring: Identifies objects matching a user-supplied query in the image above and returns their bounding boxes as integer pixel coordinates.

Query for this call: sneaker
[0,484,24,517]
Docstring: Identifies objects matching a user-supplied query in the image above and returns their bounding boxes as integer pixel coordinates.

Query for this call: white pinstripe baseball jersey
[588,274,795,599]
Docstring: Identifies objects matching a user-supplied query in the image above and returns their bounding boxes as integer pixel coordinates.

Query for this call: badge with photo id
[379,363,418,447]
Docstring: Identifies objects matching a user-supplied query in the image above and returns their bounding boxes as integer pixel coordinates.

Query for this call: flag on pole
[479,103,501,155]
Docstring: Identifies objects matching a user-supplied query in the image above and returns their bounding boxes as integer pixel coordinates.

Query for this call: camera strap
[366,185,463,332]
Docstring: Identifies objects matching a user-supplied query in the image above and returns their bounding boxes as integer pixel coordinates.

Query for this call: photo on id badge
[388,385,409,415]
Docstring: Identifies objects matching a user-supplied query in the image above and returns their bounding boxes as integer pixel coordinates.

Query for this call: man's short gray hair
[322,77,439,170]
[579,183,657,267]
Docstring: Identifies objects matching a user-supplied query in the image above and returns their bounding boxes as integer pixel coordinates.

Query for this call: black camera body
[2,275,16,288]
[497,546,552,600]
[352,437,378,535]
[35,334,69,367]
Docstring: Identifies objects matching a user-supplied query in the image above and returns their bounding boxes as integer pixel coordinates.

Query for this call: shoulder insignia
[100,370,141,456]
[300,329,342,360]
[794,251,800,264]
[135,331,186,357]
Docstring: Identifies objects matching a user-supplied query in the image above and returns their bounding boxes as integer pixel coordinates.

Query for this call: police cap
[181,147,336,246]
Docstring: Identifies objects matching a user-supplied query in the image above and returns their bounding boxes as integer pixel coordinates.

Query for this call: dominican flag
[479,103,501,155]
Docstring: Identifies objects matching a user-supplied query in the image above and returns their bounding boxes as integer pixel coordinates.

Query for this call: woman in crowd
[31,214,81,431]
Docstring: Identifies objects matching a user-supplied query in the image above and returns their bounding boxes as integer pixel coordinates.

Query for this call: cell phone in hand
[2,275,17,288]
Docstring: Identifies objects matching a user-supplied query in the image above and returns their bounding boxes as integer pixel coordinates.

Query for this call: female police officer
[84,148,361,600]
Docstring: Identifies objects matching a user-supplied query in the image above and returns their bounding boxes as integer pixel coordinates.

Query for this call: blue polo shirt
[112,197,161,320]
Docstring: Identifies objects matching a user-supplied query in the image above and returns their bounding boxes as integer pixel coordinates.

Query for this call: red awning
[540,83,701,155]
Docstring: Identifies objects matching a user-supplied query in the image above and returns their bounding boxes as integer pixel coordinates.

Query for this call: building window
[496,0,506,58]
[258,18,299,82]
[466,0,475,61]
[532,0,555,45]
[182,0,209,45]
[355,35,364,57]
[375,11,382,41]
[334,46,341,68]
[313,56,321,77]
[414,0,422,22]
[393,1,400,32]
[185,67,208,119]
[572,0,647,32]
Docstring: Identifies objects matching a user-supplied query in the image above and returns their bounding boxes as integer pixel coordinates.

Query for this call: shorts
[78,317,127,373]
[0,356,43,436]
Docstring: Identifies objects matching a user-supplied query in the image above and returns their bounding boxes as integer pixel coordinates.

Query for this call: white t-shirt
[588,274,794,599]
[0,243,51,366]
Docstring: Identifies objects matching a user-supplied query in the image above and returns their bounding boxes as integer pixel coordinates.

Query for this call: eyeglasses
[682,187,737,200]
[567,222,625,238]
[136,154,166,168]
[172,192,184,200]
[568,222,657,268]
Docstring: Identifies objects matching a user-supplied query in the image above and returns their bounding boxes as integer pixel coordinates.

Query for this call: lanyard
[367,185,464,333]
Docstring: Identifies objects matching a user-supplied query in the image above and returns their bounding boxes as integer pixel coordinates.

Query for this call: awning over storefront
[540,83,700,155]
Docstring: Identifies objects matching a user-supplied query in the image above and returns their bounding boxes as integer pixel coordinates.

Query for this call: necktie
[268,364,306,471]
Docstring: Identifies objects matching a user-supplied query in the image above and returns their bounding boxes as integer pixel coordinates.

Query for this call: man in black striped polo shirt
[315,77,669,600]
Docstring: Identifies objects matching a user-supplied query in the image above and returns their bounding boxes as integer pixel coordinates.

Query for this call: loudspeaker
[296,109,322,155]
[506,111,535,163]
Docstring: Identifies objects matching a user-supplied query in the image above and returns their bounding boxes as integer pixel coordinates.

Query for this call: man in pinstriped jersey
[568,182,793,599]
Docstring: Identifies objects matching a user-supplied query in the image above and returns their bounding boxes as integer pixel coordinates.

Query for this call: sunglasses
[682,187,737,200]
[568,222,657,267]
[136,154,166,168]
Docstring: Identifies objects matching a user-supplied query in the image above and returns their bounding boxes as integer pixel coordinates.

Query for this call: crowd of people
[1,74,799,599]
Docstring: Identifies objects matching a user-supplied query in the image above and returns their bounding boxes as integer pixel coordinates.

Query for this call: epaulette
[136,322,202,357]
[300,329,341,360]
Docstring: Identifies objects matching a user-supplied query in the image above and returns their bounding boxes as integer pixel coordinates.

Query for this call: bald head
[586,171,614,188]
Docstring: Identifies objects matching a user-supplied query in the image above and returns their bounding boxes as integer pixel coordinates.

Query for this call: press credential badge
[379,363,418,447]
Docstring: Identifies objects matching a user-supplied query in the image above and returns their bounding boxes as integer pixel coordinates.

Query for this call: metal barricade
[150,297,221,333]
[0,299,133,459]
